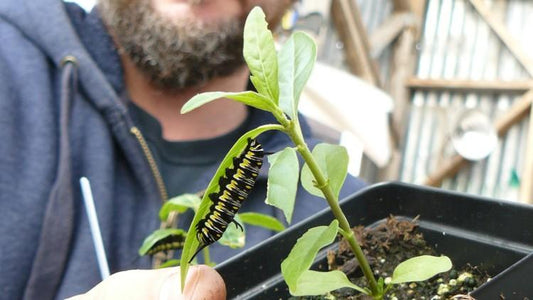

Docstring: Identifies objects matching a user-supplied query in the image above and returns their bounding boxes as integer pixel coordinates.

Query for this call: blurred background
[68,0,533,204]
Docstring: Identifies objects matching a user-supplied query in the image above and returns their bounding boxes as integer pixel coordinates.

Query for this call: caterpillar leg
[188,243,208,263]
[232,220,244,231]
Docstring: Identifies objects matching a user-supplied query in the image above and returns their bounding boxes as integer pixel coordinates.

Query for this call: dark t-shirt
[128,102,250,198]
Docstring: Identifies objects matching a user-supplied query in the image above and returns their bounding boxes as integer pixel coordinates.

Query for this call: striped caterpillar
[189,138,264,262]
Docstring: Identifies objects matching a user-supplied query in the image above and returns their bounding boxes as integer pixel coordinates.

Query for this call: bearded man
[0,0,365,299]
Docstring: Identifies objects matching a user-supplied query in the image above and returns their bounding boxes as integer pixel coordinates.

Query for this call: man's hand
[67,265,226,300]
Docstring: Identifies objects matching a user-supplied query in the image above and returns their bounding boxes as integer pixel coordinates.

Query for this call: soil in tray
[296,216,490,300]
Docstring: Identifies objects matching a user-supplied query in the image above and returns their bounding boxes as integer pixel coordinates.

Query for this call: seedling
[139,193,284,266]
[151,7,451,299]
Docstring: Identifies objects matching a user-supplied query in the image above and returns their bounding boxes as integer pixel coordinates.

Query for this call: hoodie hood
[0,1,163,299]
[0,0,119,110]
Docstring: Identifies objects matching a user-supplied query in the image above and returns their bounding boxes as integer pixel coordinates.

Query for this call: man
[0,0,365,298]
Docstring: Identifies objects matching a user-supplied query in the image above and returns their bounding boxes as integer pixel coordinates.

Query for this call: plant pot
[215,182,533,299]
[471,251,533,299]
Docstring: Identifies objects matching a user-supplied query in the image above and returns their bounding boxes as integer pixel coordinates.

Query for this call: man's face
[98,0,293,90]
[149,0,293,29]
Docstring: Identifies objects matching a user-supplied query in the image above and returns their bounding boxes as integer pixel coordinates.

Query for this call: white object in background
[65,0,96,11]
[451,109,497,161]
[80,177,110,280]
[340,131,364,176]
[300,62,393,168]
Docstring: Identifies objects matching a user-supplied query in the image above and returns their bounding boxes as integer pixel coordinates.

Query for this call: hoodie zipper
[130,126,177,268]
[130,126,168,203]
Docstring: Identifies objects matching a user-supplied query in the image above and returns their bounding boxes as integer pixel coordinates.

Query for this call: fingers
[67,265,226,300]
[164,265,226,300]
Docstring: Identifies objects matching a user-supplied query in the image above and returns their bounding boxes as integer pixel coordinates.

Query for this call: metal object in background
[400,0,532,202]
[451,109,497,161]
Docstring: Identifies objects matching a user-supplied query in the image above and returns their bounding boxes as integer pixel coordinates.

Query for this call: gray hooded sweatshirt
[0,0,366,299]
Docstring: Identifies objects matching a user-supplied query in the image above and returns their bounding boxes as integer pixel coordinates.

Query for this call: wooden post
[330,0,381,86]
[493,90,533,137]
[468,0,533,77]
[406,78,533,94]
[408,0,427,22]
[389,29,417,142]
[381,28,417,180]
[369,12,419,57]
[521,102,533,204]
[379,0,423,180]
[424,155,470,187]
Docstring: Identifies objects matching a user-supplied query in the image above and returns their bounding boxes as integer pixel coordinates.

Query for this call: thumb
[67,265,226,300]
[160,265,226,300]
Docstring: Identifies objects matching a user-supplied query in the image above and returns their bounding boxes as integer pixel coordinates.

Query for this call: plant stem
[202,247,212,266]
[277,110,379,296]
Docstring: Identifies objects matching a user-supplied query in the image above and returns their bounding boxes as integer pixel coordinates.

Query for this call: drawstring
[23,56,78,300]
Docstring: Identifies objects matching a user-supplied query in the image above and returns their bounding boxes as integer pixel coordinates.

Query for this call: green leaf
[390,255,453,284]
[281,220,367,296]
[159,193,201,221]
[278,32,317,119]
[294,270,369,296]
[218,214,246,249]
[239,212,285,232]
[243,7,279,102]
[377,277,385,295]
[158,259,180,269]
[301,143,349,199]
[249,76,268,101]
[266,147,299,224]
[138,228,186,256]
[180,91,276,114]
[282,221,338,285]
[180,124,283,289]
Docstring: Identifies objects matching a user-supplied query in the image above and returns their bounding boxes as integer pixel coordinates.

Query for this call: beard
[98,0,245,90]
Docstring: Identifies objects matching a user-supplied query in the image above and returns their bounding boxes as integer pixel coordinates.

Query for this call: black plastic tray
[215,182,533,299]
[471,251,533,299]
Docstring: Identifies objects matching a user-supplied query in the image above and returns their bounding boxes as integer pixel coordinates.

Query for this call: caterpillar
[145,232,186,255]
[189,138,264,262]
